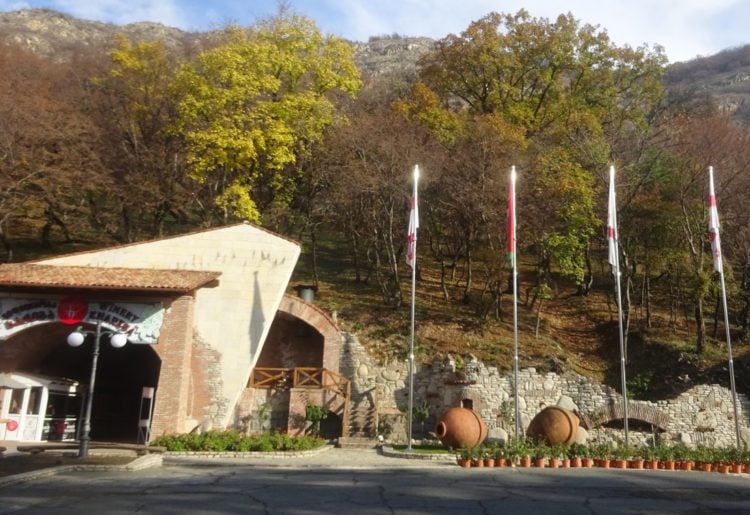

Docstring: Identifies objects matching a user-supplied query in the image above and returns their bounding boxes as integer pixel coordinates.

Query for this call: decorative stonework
[340,332,749,447]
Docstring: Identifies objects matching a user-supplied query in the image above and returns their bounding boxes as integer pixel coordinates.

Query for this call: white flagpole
[406,164,420,452]
[509,166,520,440]
[708,166,741,448]
[608,165,629,447]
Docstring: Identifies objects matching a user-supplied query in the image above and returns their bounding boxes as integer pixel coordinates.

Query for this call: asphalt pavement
[1,448,750,514]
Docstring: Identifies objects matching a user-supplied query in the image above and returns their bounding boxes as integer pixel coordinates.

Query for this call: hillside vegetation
[291,233,750,400]
[2,8,750,400]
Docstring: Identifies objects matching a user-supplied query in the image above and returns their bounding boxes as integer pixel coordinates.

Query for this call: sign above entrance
[0,298,165,344]
[58,296,88,325]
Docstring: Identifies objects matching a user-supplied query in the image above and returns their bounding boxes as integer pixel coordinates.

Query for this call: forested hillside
[2,8,750,398]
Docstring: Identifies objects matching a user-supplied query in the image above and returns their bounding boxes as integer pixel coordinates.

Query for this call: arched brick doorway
[0,322,161,442]
[244,294,345,436]
[273,294,341,371]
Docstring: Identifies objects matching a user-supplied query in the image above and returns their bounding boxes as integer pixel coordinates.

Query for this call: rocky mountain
[664,45,750,121]
[0,8,199,58]
[3,8,750,119]
[0,8,432,78]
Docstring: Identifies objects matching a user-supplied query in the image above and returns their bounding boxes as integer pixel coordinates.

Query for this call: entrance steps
[336,436,378,449]
[347,401,377,437]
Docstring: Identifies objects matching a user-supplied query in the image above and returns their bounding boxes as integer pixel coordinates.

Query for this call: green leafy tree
[417,10,665,293]
[174,12,360,224]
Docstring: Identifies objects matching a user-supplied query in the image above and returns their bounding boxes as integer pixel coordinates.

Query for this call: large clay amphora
[435,407,488,449]
[526,406,579,444]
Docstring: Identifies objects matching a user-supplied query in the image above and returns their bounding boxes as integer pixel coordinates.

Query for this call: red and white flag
[708,166,723,273]
[406,165,420,268]
[507,166,516,269]
[607,165,618,271]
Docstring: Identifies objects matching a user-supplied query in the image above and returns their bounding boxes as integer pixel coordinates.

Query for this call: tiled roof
[0,264,220,292]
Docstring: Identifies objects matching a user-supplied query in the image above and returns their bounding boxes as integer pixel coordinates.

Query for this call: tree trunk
[310,228,320,290]
[535,297,544,339]
[577,244,593,296]
[0,223,13,262]
[463,246,473,303]
[645,274,652,329]
[712,294,720,340]
[694,298,706,354]
[439,261,450,301]
[351,233,362,283]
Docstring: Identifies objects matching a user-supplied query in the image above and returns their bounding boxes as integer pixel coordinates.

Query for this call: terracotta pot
[571,457,582,468]
[743,463,750,474]
[495,458,507,467]
[534,458,546,468]
[664,460,675,471]
[699,462,712,473]
[682,461,693,472]
[472,459,484,468]
[599,459,611,469]
[435,407,488,449]
[731,463,742,474]
[645,460,658,470]
[526,406,580,444]
[458,458,471,468]
[519,457,531,468]
[583,458,594,468]
[614,459,627,469]
[629,459,644,470]
[561,458,571,468]
[549,458,559,469]
[484,458,495,468]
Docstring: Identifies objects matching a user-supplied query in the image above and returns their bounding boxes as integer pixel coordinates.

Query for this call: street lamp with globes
[67,320,127,458]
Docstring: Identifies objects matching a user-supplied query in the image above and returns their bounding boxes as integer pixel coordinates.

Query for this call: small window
[10,389,24,414]
[461,399,473,410]
[27,387,42,414]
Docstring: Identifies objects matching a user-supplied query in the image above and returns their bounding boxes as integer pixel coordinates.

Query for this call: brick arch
[277,294,342,372]
[587,400,669,431]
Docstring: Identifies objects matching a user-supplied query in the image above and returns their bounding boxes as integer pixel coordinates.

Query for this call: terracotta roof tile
[0,264,220,293]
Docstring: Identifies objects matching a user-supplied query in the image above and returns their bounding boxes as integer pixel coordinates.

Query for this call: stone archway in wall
[264,294,342,372]
[586,400,669,431]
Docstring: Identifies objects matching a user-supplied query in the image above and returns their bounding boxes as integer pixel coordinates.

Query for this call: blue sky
[1,0,749,63]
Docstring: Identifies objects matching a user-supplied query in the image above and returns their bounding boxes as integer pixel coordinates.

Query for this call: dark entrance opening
[3,323,161,443]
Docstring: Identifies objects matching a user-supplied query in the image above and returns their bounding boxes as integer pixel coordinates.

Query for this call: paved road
[1,449,749,514]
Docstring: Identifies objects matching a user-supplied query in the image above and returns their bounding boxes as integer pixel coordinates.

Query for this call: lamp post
[67,320,127,458]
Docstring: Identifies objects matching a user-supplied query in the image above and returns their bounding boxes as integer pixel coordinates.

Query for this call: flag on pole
[406,165,420,268]
[507,166,516,269]
[708,166,723,273]
[607,165,618,270]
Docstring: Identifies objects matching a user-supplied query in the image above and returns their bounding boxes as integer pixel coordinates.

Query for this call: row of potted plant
[456,440,750,473]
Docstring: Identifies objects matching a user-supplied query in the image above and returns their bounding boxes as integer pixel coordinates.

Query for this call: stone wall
[341,332,749,447]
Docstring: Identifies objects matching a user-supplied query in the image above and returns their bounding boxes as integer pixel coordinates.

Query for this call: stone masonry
[340,332,749,448]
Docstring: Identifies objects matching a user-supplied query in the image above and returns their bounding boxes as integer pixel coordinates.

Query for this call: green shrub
[152,430,325,452]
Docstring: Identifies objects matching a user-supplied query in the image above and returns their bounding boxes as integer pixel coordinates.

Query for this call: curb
[0,453,163,488]
[380,446,457,462]
[164,444,335,460]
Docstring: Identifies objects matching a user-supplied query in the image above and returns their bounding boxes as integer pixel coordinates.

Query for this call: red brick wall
[277,295,341,372]
[256,313,324,369]
[188,332,225,430]
[150,294,195,437]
